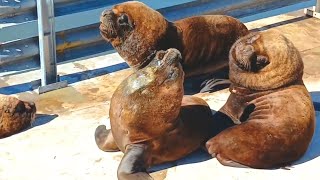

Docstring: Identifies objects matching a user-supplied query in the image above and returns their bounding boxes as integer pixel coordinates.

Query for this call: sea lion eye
[118,14,129,26]
[255,55,270,69]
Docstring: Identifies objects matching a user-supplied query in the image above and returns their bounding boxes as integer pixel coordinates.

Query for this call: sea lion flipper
[94,125,120,152]
[200,79,231,93]
[216,154,249,168]
[117,144,152,180]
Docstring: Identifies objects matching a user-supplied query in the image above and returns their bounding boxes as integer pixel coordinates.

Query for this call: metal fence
[0,0,318,92]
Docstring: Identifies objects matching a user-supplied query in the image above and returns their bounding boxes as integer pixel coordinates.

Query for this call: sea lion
[0,95,36,138]
[99,1,249,92]
[205,31,316,168]
[95,49,214,179]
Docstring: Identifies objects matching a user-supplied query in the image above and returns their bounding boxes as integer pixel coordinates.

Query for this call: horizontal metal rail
[0,0,74,17]
[305,0,320,18]
[0,0,317,79]
[0,0,194,42]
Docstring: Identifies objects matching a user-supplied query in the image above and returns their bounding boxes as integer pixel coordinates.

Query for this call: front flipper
[117,144,152,180]
[95,125,120,152]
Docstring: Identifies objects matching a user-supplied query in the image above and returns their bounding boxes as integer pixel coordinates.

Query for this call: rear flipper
[199,66,230,93]
[206,139,249,169]
[95,125,120,152]
[216,154,249,168]
[184,66,230,94]
[200,79,231,93]
[118,144,152,180]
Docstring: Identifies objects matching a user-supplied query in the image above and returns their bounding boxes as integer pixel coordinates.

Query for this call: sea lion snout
[143,49,184,85]
[99,7,135,43]
[160,49,184,82]
[100,9,115,26]
[234,44,256,71]
[157,48,182,66]
[150,48,182,69]
[99,9,120,41]
[101,9,114,18]
[99,12,117,40]
[233,43,269,72]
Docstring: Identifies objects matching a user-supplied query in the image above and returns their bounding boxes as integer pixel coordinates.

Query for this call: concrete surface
[0,10,320,180]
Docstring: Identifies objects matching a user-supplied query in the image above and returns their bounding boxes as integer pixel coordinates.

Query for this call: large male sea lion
[205,31,315,168]
[95,49,215,179]
[99,1,249,92]
[0,95,36,138]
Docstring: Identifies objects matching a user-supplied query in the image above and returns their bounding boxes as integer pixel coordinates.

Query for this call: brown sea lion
[0,95,36,138]
[205,31,316,168]
[95,49,214,179]
[99,1,249,92]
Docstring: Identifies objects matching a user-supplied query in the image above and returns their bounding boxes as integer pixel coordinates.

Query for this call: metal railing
[305,0,320,18]
[0,0,317,93]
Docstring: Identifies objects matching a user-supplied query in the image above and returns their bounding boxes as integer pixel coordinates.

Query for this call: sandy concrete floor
[0,10,320,180]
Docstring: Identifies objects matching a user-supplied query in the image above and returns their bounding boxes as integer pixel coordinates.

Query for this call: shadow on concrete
[149,148,212,173]
[149,109,236,173]
[31,114,59,128]
[149,91,320,172]
[184,68,230,95]
[293,91,320,165]
[250,15,310,32]
[11,114,59,137]
[0,62,129,95]
[0,62,230,95]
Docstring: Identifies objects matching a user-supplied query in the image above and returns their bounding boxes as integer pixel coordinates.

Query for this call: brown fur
[206,31,315,168]
[95,49,213,178]
[99,1,249,78]
[0,95,36,138]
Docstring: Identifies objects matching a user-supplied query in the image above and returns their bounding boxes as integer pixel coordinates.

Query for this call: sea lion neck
[229,77,305,102]
[156,21,183,59]
[229,83,274,98]
[131,22,183,69]
[166,22,183,49]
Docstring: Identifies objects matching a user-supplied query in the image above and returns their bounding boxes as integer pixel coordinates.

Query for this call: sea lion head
[229,30,304,90]
[0,96,37,138]
[100,1,169,69]
[0,97,37,124]
[23,101,37,123]
[123,48,184,96]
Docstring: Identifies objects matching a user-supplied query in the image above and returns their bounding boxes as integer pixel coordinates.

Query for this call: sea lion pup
[95,49,214,180]
[99,1,249,92]
[0,95,36,138]
[205,31,316,169]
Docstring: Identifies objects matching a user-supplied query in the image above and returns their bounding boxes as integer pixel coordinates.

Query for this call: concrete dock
[0,10,320,180]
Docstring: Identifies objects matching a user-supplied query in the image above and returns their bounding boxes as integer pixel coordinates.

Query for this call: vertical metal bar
[316,0,320,12]
[36,0,57,86]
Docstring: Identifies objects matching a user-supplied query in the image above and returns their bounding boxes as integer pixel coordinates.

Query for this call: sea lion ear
[117,13,135,29]
[118,14,129,26]
[255,55,270,71]
[247,34,261,44]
